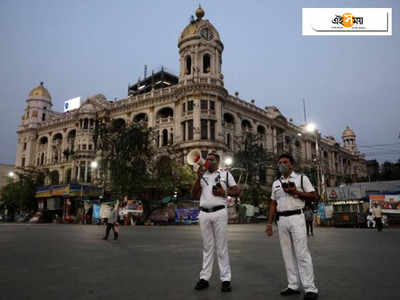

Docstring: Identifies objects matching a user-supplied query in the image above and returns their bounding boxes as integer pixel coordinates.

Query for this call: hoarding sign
[370,194,400,214]
[64,97,81,112]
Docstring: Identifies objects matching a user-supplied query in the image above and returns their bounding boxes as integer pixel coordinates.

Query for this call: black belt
[276,209,302,221]
[200,205,225,213]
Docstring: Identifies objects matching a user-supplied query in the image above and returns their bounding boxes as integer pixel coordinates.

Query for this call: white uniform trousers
[277,213,318,293]
[199,208,231,282]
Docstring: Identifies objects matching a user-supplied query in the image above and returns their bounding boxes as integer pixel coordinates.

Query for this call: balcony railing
[156,117,174,124]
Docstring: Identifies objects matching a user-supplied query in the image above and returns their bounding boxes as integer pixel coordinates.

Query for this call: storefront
[35,184,102,222]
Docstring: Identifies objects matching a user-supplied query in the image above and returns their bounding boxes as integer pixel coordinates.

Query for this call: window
[87,167,92,183]
[21,157,25,167]
[203,54,211,73]
[23,143,27,151]
[82,144,87,150]
[41,153,44,165]
[182,122,186,141]
[227,133,231,149]
[209,101,215,111]
[66,169,72,184]
[210,120,215,141]
[79,163,85,182]
[187,100,194,111]
[162,129,168,146]
[42,113,46,121]
[170,132,173,145]
[88,144,92,150]
[201,119,208,140]
[188,120,194,140]
[182,103,186,112]
[185,56,192,75]
[201,100,208,110]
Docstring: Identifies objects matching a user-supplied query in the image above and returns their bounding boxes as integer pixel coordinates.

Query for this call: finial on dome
[196,4,205,20]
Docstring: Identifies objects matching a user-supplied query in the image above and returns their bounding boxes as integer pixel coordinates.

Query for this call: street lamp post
[305,123,323,201]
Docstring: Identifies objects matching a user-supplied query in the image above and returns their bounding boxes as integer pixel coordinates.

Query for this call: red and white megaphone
[187,149,210,171]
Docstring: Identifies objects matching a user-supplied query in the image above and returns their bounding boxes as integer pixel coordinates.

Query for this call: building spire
[196,4,205,20]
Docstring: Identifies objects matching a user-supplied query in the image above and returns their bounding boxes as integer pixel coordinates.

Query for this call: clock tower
[178,6,224,86]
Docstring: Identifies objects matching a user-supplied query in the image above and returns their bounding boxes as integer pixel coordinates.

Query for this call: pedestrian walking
[103,205,119,240]
[304,206,314,236]
[372,203,383,232]
[192,152,240,293]
[266,153,319,300]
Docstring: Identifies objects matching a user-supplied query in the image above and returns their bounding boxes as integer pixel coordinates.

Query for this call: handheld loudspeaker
[187,149,209,171]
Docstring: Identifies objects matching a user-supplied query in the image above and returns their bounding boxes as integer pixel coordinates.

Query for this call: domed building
[15,7,367,216]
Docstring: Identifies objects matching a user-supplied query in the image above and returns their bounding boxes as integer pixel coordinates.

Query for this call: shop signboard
[369,194,400,214]
[175,208,200,224]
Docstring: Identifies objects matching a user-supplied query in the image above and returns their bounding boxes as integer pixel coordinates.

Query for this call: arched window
[162,129,168,146]
[203,54,211,73]
[185,56,192,75]
[111,118,126,131]
[66,169,72,184]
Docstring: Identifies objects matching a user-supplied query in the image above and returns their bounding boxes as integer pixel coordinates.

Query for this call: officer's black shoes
[194,279,209,290]
[304,292,318,300]
[221,281,232,292]
[280,288,301,296]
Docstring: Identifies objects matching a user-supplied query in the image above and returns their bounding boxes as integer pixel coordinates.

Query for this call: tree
[233,132,276,184]
[380,160,400,181]
[0,171,45,216]
[232,132,276,204]
[151,155,196,199]
[93,120,155,201]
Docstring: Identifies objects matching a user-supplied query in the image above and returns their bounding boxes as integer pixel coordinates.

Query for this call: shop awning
[35,184,102,198]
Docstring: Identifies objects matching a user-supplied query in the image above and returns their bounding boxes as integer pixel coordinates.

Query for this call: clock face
[200,27,214,41]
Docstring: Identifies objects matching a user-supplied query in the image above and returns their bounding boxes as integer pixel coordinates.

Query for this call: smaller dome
[342,126,355,137]
[196,5,205,20]
[28,82,52,100]
[181,23,199,39]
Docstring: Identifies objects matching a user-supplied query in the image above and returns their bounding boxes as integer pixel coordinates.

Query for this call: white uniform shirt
[200,169,236,209]
[271,172,315,212]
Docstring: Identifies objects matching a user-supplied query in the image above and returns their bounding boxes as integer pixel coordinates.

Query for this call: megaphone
[187,149,209,171]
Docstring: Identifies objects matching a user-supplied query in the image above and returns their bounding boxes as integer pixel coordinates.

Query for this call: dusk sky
[0,0,399,164]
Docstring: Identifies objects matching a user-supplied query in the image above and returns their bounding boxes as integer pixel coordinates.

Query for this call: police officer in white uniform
[192,152,240,292]
[266,153,319,300]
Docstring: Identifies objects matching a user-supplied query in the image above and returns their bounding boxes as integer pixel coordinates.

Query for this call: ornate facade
[15,6,367,190]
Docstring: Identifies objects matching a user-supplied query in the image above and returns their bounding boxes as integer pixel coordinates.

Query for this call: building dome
[342,126,355,137]
[28,82,52,100]
[179,6,221,42]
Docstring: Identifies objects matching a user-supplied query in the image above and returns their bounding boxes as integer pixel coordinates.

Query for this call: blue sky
[0,0,399,164]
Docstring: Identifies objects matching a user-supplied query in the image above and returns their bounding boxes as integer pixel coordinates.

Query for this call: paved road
[0,223,398,300]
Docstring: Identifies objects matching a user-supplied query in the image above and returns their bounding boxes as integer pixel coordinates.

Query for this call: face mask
[208,160,218,170]
[279,163,290,175]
